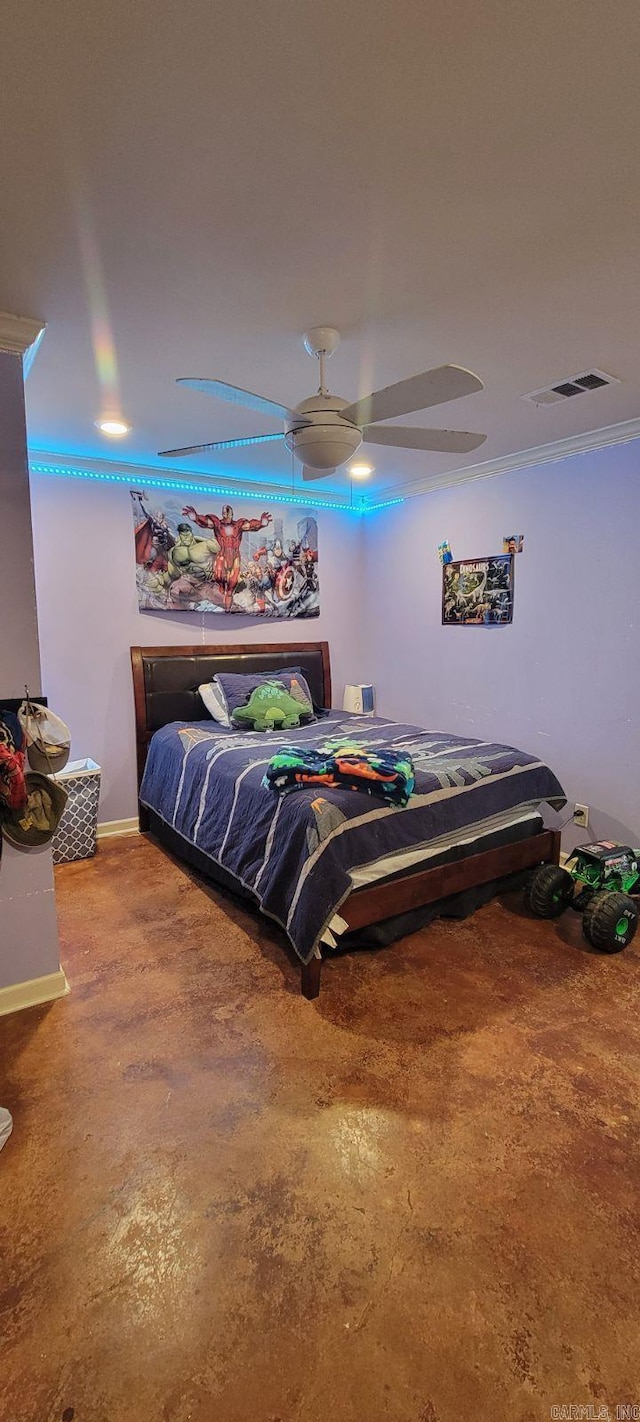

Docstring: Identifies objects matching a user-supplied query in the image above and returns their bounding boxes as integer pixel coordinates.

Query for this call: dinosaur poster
[442,554,514,625]
[131,491,319,617]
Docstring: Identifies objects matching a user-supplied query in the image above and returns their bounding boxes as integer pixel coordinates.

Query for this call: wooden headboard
[130,641,331,788]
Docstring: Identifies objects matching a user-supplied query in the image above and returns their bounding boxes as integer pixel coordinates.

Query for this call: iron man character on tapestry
[181,504,272,611]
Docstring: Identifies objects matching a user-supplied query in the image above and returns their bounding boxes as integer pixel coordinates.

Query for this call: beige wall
[0,353,42,696]
[0,350,60,993]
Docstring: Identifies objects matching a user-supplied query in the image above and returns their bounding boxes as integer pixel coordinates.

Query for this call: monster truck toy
[525,841,639,952]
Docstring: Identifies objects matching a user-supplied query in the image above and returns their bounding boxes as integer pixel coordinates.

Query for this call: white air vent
[523,369,619,407]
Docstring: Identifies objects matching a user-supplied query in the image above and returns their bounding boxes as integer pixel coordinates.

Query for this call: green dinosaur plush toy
[231,680,314,732]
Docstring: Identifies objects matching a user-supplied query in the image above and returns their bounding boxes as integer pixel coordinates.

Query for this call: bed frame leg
[549,829,561,865]
[301,956,322,1000]
[139,803,150,833]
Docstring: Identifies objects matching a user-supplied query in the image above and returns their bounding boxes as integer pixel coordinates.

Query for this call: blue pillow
[214,667,317,720]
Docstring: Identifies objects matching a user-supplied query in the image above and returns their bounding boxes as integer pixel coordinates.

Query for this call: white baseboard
[97,817,139,840]
[0,968,69,1019]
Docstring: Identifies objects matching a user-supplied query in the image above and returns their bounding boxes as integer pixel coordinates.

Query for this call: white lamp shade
[343,684,375,714]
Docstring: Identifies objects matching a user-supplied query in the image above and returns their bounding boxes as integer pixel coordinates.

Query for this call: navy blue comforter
[140,712,565,964]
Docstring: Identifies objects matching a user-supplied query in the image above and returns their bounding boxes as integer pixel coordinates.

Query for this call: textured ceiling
[2,0,640,498]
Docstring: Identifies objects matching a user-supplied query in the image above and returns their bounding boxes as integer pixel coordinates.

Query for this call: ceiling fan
[159,327,486,481]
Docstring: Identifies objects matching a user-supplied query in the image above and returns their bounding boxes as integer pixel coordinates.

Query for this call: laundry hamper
[52,759,102,865]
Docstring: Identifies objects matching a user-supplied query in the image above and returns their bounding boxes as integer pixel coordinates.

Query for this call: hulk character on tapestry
[131,491,319,617]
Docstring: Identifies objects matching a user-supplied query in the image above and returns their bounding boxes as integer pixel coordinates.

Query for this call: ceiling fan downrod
[302,326,340,396]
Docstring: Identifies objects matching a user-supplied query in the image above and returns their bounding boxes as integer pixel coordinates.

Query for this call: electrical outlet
[574,804,589,829]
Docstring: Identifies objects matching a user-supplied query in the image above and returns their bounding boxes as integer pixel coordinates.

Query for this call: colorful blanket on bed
[263,738,415,806]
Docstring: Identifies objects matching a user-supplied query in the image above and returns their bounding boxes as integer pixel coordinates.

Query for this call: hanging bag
[18,696,71,775]
[0,711,27,817]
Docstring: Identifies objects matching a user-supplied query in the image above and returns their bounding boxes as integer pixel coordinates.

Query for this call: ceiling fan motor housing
[284,394,362,470]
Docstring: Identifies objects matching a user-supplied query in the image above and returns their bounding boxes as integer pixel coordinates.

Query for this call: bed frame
[131,642,560,999]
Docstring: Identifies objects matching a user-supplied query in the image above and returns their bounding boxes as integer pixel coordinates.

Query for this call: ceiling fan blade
[177,377,292,420]
[158,433,283,458]
[302,466,336,481]
[363,426,487,454]
[342,365,484,426]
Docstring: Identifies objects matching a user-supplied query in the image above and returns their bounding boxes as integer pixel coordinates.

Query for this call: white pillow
[198,680,231,727]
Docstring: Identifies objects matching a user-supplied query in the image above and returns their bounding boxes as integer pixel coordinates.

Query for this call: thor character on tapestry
[130,491,319,617]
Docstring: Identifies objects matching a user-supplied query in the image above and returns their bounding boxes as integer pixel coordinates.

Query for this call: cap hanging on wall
[18,694,71,774]
[1,772,68,848]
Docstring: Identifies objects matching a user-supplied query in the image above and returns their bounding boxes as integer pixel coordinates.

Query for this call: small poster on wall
[442,554,514,625]
[131,490,319,617]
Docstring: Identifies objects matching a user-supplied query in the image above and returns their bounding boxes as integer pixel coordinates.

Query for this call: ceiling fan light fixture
[287,428,362,470]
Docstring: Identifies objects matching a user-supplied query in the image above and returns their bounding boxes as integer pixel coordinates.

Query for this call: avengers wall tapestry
[131,491,319,617]
[442,554,514,625]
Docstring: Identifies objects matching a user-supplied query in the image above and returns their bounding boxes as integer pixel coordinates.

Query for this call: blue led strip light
[29,460,404,514]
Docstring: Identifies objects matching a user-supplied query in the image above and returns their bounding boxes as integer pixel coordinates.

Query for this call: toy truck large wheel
[582,891,637,953]
[524,864,574,918]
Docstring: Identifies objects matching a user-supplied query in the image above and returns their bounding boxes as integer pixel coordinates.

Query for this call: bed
[131,641,565,998]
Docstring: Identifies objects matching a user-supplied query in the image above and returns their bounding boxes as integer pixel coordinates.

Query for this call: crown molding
[0,311,46,374]
[372,415,640,503]
[27,447,363,513]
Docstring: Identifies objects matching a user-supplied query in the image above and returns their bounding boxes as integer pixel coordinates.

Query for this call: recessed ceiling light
[349,462,373,479]
[95,417,130,437]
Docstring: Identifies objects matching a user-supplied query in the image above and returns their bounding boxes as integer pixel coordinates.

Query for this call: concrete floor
[1,834,639,1422]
